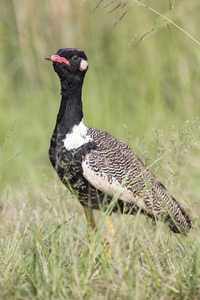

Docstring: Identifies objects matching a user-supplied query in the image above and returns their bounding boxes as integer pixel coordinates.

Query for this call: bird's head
[45,48,88,80]
[45,48,88,96]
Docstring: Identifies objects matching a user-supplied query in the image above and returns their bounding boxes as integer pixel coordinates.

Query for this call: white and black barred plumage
[46,48,192,234]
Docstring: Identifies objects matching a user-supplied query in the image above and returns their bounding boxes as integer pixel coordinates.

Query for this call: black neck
[54,76,84,138]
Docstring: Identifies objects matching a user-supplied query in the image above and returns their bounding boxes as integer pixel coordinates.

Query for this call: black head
[45,48,88,80]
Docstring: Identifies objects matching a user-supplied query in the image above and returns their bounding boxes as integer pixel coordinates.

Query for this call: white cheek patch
[79,59,88,71]
[63,120,92,150]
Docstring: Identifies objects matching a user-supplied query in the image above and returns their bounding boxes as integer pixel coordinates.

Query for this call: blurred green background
[1,2,200,297]
[0,0,200,201]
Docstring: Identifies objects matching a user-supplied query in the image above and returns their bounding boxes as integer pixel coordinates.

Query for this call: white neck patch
[63,120,92,150]
[79,59,88,71]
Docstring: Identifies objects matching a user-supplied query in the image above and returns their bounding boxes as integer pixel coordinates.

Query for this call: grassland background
[0,0,200,299]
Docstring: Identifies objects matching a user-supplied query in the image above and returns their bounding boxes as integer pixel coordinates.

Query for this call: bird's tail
[155,181,192,234]
[166,196,192,234]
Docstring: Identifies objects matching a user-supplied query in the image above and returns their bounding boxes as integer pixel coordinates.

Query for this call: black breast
[49,132,107,208]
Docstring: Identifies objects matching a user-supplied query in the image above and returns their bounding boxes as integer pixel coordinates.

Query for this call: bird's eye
[72,55,79,61]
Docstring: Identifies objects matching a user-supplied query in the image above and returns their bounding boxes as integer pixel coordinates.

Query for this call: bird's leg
[104,214,115,256]
[84,206,96,233]
[84,206,97,263]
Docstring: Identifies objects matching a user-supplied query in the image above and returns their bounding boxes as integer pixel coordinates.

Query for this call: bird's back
[82,126,192,234]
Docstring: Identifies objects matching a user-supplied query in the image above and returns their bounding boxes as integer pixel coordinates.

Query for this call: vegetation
[0,0,199,299]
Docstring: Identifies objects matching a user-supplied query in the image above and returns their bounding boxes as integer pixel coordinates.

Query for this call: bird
[45,48,192,239]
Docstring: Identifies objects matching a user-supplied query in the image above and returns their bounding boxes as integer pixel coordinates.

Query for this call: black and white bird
[45,48,192,235]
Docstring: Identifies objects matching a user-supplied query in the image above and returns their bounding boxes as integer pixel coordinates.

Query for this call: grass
[0,0,200,298]
[1,185,199,299]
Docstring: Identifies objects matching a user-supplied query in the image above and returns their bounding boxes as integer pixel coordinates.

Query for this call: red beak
[45,55,70,66]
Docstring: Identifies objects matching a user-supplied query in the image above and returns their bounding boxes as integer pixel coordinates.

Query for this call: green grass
[1,185,200,299]
[0,0,200,298]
